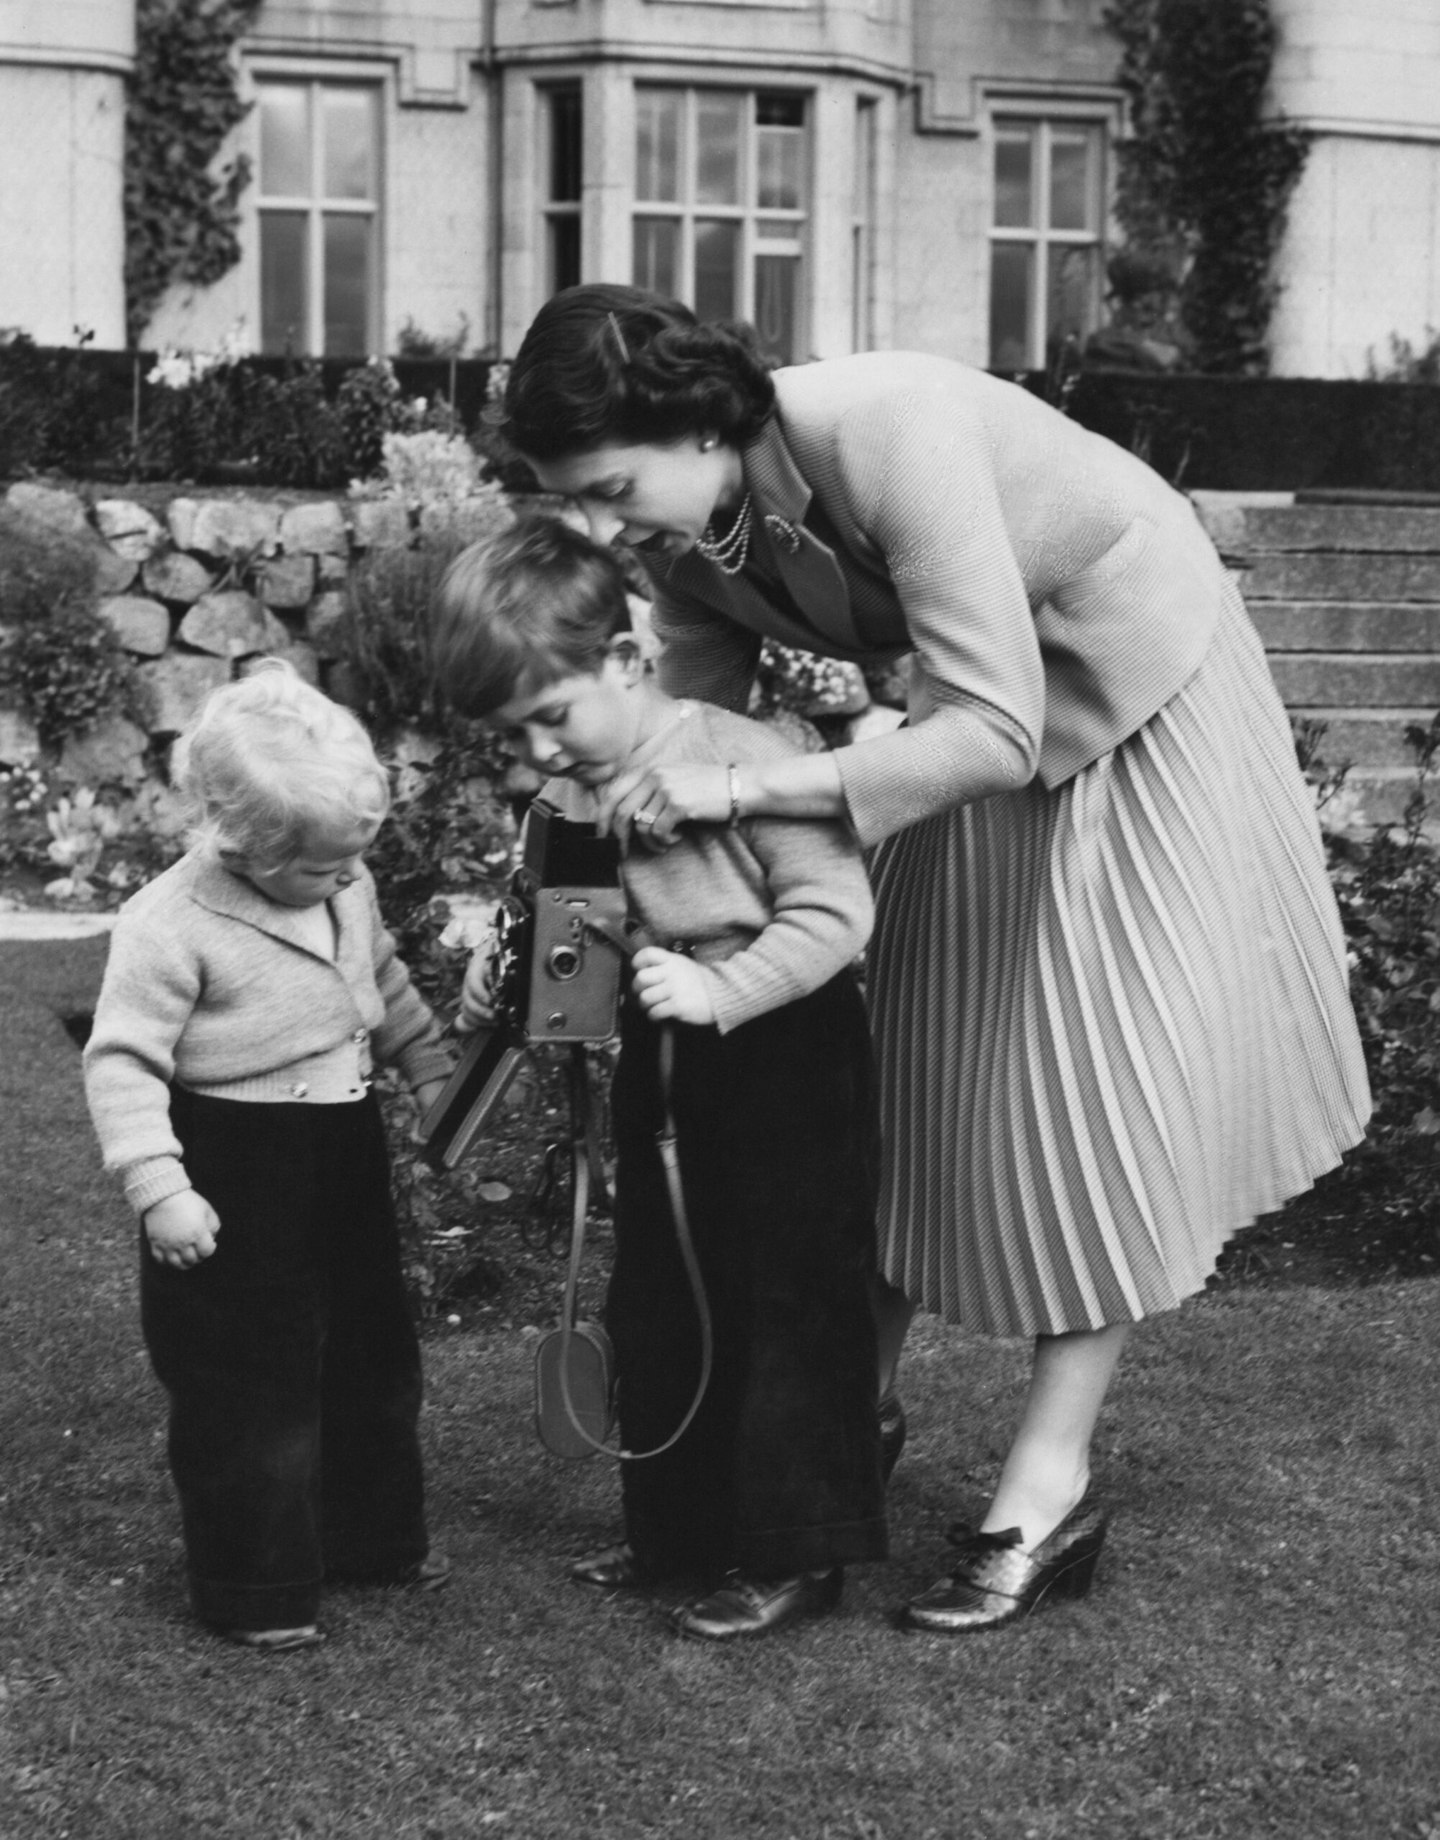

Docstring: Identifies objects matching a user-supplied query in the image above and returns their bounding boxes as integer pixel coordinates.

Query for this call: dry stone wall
[0,478,510,788]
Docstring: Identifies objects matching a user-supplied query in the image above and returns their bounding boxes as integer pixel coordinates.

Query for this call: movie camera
[418,800,632,1171]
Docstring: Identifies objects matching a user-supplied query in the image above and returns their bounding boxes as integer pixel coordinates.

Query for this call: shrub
[0,506,100,627]
[1320,715,1440,1227]
[0,609,135,752]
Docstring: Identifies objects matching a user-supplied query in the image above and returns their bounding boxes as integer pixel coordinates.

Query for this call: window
[542,86,583,299]
[256,81,380,357]
[633,87,807,364]
[988,118,1104,372]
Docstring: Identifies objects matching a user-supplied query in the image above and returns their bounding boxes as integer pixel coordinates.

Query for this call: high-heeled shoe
[900,1493,1108,1633]
[570,1542,652,1589]
[672,1567,843,1641]
[878,1391,907,1484]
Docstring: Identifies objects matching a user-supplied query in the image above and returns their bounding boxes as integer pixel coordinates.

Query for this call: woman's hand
[596,762,731,850]
[631,947,716,1026]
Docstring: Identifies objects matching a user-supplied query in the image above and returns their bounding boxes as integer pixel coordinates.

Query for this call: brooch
[763,513,801,554]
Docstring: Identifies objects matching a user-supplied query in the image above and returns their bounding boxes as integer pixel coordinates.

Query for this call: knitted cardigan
[83,849,452,1215]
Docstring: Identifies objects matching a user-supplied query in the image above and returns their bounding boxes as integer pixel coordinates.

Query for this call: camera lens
[547,945,582,980]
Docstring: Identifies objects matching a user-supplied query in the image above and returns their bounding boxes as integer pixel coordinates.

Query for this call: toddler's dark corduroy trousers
[139,1086,428,1633]
[608,971,888,1580]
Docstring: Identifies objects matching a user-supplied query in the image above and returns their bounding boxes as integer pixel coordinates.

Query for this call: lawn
[2,937,1438,1840]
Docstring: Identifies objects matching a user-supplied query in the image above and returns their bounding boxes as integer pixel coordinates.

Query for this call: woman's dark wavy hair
[503,284,777,462]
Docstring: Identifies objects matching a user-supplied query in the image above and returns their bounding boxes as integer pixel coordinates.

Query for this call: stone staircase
[1196,495,1440,829]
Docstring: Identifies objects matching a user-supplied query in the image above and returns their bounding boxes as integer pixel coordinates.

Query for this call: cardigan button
[352,1027,367,1044]
[290,1081,309,1099]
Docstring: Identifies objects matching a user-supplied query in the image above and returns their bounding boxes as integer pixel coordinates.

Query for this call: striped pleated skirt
[867,577,1372,1337]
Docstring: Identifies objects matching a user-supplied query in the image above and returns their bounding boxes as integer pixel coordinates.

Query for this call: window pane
[994,130,1033,229]
[1050,131,1093,232]
[636,90,681,202]
[754,254,798,365]
[989,242,1032,369]
[259,85,309,197]
[694,219,740,322]
[323,89,375,200]
[756,93,804,129]
[696,91,742,205]
[1046,243,1098,361]
[324,214,371,357]
[260,210,308,353]
[633,217,680,298]
[758,126,803,211]
[548,215,581,296]
[549,87,582,203]
[756,217,800,242]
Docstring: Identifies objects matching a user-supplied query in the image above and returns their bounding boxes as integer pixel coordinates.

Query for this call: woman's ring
[634,809,656,828]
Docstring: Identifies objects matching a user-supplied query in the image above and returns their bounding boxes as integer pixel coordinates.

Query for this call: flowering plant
[43,788,123,903]
[350,429,502,510]
[146,322,251,392]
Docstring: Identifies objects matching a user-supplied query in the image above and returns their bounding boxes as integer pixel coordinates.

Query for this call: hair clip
[764,513,801,555]
[606,311,630,365]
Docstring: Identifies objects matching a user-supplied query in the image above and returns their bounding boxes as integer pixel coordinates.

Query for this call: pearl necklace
[694,493,754,576]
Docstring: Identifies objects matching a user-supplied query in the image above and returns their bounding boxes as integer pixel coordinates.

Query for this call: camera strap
[554,1021,714,1463]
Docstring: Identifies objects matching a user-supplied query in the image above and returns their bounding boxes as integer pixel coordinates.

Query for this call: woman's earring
[699,436,715,452]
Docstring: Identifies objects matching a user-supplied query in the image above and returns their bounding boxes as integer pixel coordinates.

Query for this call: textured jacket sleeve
[363,875,455,1088]
[822,386,1043,848]
[647,571,765,713]
[701,811,875,1033]
[82,908,198,1215]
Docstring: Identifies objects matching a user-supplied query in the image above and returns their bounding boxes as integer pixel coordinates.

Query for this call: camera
[418,800,631,1171]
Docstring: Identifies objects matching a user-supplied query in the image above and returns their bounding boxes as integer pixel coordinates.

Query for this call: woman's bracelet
[726,762,743,828]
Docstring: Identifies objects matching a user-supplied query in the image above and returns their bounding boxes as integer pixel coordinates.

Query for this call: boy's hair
[171,659,390,865]
[430,514,632,717]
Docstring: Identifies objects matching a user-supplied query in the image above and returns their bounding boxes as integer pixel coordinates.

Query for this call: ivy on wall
[123,0,264,348]
[1103,0,1310,375]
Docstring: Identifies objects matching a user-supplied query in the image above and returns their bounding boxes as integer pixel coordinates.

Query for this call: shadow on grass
[3,939,1438,1840]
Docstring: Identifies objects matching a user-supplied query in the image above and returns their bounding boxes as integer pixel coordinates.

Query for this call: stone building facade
[2,0,1439,378]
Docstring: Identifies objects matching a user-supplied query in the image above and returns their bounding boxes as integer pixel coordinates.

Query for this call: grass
[2,938,1438,1840]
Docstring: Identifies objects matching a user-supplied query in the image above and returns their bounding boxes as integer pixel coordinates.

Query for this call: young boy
[83,661,453,1650]
[430,514,887,1641]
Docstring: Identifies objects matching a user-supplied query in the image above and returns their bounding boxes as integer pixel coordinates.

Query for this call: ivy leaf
[1411,1107,1440,1136]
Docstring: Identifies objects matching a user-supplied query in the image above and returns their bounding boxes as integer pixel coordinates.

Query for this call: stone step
[1268,653,1440,706]
[1317,768,1428,830]
[1290,709,1438,771]
[1239,552,1440,601]
[1239,504,1440,554]
[1249,602,1440,650]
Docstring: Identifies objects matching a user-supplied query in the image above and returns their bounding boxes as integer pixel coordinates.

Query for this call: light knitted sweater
[544,701,873,1033]
[83,848,453,1215]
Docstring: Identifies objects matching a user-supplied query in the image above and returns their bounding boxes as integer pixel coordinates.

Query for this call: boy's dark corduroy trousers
[608,971,888,1580]
[139,1087,428,1632]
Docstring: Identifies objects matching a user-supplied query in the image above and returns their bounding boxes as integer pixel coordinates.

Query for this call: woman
[500,284,1370,1634]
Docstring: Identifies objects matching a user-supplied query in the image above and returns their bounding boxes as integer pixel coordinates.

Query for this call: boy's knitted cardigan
[83,848,453,1216]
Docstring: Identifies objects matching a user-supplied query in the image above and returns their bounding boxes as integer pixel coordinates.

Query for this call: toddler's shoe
[328,1550,452,1592]
[392,1550,453,1593]
[221,1624,325,1653]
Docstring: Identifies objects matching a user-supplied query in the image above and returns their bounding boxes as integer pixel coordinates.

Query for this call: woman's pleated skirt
[867,577,1371,1336]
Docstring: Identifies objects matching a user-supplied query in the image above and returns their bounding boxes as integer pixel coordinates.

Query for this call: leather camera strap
[555,1024,714,1461]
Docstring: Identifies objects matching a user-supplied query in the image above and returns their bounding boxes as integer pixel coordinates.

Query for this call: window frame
[250,69,385,358]
[630,83,810,364]
[987,111,1109,373]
